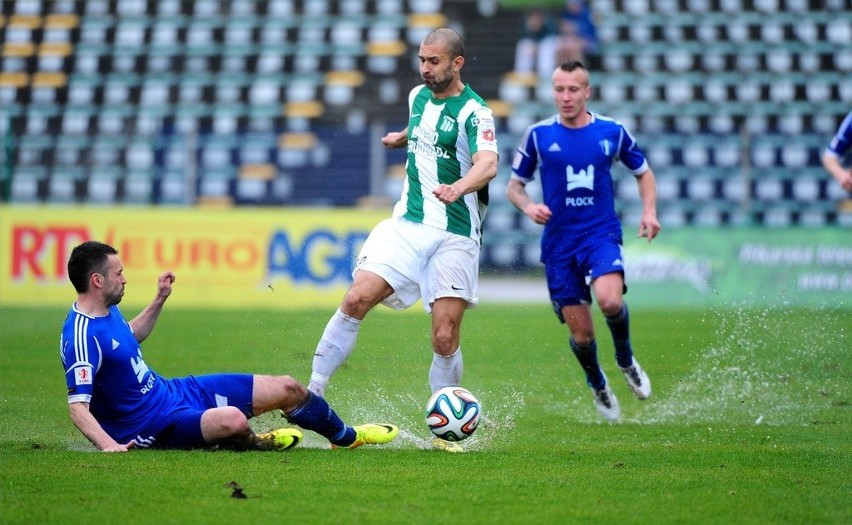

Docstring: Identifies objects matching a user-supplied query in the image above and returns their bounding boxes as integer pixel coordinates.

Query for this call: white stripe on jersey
[71,313,101,372]
[74,314,88,365]
[415,101,448,230]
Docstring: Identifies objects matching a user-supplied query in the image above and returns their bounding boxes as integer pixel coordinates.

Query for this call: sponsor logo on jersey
[548,142,561,152]
[75,366,93,386]
[112,339,120,350]
[131,350,150,383]
[565,164,596,207]
[566,165,595,191]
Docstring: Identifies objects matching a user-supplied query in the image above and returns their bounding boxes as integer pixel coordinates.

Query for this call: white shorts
[355,217,480,313]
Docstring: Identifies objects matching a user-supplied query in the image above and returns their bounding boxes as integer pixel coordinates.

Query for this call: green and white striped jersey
[393,84,499,243]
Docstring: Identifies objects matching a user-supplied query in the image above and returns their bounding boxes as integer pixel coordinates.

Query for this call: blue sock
[285,392,356,447]
[606,304,634,368]
[569,338,605,390]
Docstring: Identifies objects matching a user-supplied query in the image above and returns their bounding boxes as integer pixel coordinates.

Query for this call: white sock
[429,348,463,393]
[308,308,361,396]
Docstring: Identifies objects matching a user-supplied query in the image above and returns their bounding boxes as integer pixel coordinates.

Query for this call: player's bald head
[423,28,465,59]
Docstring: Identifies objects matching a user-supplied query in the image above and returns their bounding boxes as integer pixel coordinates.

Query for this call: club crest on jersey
[439,115,456,132]
[599,139,613,156]
[75,366,93,386]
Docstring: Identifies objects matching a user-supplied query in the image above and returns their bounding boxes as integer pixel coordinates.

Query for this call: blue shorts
[545,237,626,323]
[135,374,254,450]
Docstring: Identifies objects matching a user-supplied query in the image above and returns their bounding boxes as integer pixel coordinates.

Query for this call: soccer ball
[424,386,481,441]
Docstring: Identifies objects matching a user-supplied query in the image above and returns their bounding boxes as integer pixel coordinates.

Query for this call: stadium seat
[199,168,235,199]
[709,114,735,134]
[664,79,693,104]
[623,0,651,15]
[153,0,181,16]
[122,170,153,204]
[25,103,60,135]
[86,167,123,203]
[47,167,85,202]
[766,49,793,73]
[768,78,795,102]
[693,204,724,227]
[750,140,777,169]
[266,0,296,16]
[805,81,831,103]
[792,174,821,202]
[114,18,147,49]
[324,70,365,106]
[685,173,716,201]
[15,133,53,167]
[682,140,709,168]
[762,205,794,227]
[159,170,193,204]
[700,50,726,72]
[754,177,784,202]
[366,40,406,75]
[827,18,852,45]
[277,131,318,168]
[713,139,741,168]
[696,22,719,43]
[721,172,748,202]
[139,75,173,107]
[54,134,88,167]
[10,166,47,202]
[835,49,852,73]
[377,0,404,15]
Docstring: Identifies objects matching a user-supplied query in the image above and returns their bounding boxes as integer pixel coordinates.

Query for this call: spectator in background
[821,111,852,192]
[558,0,601,69]
[514,9,560,79]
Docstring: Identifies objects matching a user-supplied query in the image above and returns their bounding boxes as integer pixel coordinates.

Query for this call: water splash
[632,303,848,426]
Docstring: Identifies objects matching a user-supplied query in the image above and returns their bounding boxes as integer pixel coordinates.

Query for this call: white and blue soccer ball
[425,386,481,441]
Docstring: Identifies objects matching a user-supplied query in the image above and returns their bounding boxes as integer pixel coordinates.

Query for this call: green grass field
[0,304,849,524]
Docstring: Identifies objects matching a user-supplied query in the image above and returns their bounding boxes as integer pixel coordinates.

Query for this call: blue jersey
[60,304,171,442]
[511,112,648,261]
[825,111,852,159]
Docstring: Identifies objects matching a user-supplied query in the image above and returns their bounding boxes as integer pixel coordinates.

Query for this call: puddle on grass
[630,304,848,426]
[252,386,524,451]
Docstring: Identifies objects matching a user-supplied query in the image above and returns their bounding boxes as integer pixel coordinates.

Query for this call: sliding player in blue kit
[60,241,398,452]
[506,61,660,422]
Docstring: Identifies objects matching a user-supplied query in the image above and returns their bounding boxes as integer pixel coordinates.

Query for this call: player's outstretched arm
[129,271,175,343]
[505,178,552,225]
[69,402,136,452]
[433,150,498,204]
[635,169,660,242]
[381,127,409,149]
[821,151,852,192]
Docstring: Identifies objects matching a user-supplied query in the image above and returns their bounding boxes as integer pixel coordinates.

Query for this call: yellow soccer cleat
[431,437,464,453]
[332,424,399,450]
[257,427,303,451]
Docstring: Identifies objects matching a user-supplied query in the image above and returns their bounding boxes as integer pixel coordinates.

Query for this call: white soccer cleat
[620,359,651,400]
[591,375,621,422]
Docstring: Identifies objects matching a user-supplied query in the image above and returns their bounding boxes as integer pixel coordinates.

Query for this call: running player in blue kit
[60,241,398,452]
[821,110,852,193]
[506,61,660,422]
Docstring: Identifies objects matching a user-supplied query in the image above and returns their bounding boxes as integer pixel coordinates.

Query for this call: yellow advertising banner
[0,205,388,309]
